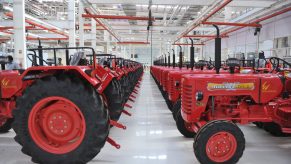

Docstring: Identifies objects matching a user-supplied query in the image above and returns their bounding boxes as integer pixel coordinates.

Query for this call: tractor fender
[20,66,100,88]
[90,65,116,93]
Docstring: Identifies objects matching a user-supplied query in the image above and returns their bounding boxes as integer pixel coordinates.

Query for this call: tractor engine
[0,70,22,118]
[0,71,22,99]
[180,73,291,128]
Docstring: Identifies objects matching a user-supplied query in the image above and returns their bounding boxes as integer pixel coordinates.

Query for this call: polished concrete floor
[0,72,291,164]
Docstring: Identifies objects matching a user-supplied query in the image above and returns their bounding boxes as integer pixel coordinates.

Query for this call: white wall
[203,11,291,60]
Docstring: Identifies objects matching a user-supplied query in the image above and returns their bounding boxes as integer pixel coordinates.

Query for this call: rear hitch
[110,120,126,130]
[107,137,121,149]
[122,110,132,116]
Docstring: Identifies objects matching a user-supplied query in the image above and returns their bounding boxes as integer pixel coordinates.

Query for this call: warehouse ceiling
[0,0,290,46]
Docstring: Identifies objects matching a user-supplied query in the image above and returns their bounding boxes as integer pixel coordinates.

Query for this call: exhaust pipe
[213,25,221,74]
[164,54,167,66]
[172,49,175,68]
[178,45,182,69]
[168,52,171,67]
[189,38,195,70]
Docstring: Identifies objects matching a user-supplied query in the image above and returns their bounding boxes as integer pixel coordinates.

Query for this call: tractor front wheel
[172,100,181,120]
[175,110,196,138]
[194,120,245,164]
[263,122,285,136]
[13,76,109,164]
[0,117,13,133]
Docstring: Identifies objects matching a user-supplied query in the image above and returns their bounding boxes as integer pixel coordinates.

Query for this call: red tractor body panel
[181,74,285,124]
[0,71,23,99]
[168,69,229,103]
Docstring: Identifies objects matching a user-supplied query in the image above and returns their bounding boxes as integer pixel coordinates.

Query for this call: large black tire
[253,122,263,129]
[175,110,196,138]
[194,120,245,164]
[164,93,173,110]
[263,122,285,137]
[172,100,181,120]
[104,78,124,121]
[0,118,13,133]
[13,76,109,164]
[119,76,129,103]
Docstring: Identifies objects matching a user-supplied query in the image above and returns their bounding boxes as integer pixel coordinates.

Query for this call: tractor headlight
[196,91,203,101]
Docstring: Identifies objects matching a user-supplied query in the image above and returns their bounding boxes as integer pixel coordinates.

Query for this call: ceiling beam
[82,14,155,21]
[88,0,276,7]
[117,41,150,44]
[202,21,262,27]
[183,35,228,38]
[174,0,232,43]
[88,0,214,5]
[172,43,204,46]
[112,26,214,31]
[84,8,121,42]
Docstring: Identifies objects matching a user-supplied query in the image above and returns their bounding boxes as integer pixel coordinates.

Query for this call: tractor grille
[182,84,193,114]
[162,73,167,90]
[169,76,175,98]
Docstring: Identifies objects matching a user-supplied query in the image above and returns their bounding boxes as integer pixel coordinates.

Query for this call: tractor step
[282,128,291,134]
[130,94,136,99]
[132,90,138,94]
[107,137,121,149]
[128,97,135,102]
[110,120,126,130]
[124,103,132,108]
[122,110,132,116]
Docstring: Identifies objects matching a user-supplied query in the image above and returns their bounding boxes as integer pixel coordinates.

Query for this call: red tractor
[178,28,291,163]
[0,46,143,163]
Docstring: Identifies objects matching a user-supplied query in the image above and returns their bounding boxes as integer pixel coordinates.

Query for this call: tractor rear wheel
[194,120,245,164]
[0,117,13,133]
[172,100,181,120]
[13,76,109,164]
[175,110,196,138]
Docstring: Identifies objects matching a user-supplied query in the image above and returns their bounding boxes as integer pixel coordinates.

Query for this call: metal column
[91,19,97,50]
[78,1,84,47]
[68,0,76,47]
[13,0,27,68]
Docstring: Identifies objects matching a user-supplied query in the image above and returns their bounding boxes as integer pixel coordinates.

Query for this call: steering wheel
[269,57,291,73]
[226,58,241,73]
[207,60,215,70]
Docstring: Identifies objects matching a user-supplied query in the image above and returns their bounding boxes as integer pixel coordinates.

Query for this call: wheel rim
[28,96,86,154]
[205,131,237,163]
[0,117,8,127]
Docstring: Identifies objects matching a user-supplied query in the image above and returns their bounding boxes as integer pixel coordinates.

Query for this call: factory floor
[0,72,291,164]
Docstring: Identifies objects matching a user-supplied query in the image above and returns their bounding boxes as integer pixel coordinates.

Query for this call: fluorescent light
[3,6,13,12]
[4,5,67,34]
[27,33,43,38]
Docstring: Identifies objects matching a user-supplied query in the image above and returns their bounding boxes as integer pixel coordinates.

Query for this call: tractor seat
[70,52,85,66]
[226,58,240,68]
[12,69,25,75]
[195,60,207,67]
